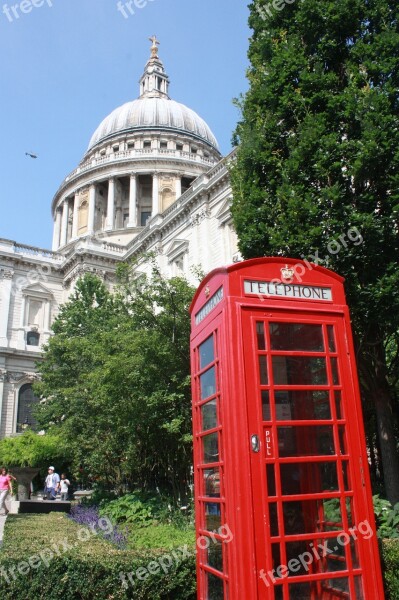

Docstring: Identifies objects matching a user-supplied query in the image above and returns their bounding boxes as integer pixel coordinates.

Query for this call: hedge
[0,514,196,600]
[382,538,399,600]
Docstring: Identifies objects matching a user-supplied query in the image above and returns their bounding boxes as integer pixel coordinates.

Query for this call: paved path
[0,514,7,546]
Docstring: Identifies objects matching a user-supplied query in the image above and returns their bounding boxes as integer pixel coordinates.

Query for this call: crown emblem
[204,286,211,298]
[281,264,294,281]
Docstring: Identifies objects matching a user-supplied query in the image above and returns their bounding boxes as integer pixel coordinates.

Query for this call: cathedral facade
[0,39,239,438]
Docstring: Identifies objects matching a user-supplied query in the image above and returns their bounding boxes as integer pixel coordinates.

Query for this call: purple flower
[68,505,128,549]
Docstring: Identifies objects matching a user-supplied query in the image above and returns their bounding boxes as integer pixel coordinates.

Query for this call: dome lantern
[139,35,170,99]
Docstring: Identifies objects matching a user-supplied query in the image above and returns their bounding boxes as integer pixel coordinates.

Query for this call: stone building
[0,38,239,438]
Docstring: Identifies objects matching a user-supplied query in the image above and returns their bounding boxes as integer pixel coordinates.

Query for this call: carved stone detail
[190,207,211,227]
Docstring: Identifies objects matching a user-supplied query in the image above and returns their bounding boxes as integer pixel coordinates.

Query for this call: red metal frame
[190,258,384,600]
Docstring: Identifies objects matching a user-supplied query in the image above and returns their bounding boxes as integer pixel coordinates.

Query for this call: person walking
[59,474,70,501]
[0,467,13,516]
[44,466,60,500]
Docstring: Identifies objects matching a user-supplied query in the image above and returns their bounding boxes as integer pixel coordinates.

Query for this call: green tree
[231,0,399,503]
[34,269,195,501]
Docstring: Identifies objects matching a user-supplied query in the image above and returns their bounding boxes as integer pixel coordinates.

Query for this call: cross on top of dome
[149,35,160,59]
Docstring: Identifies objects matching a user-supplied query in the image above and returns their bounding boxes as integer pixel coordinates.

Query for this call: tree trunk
[358,335,399,506]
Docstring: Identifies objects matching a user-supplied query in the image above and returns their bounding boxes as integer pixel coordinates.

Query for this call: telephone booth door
[242,310,376,599]
[190,258,384,600]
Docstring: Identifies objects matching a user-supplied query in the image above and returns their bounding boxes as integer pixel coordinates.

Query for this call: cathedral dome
[88,97,219,151]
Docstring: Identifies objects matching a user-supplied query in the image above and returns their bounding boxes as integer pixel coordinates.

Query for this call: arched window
[17,384,39,433]
[27,331,40,346]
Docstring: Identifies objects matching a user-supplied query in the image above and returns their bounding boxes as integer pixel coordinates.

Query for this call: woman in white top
[59,473,70,501]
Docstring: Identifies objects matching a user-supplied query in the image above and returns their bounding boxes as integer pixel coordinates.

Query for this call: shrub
[0,431,69,469]
[382,538,399,599]
[373,495,399,539]
[0,514,196,600]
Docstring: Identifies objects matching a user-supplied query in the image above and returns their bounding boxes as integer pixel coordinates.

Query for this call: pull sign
[265,429,273,458]
[251,435,260,453]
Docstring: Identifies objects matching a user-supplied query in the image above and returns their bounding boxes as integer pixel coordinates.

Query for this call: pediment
[165,239,189,262]
[22,283,54,298]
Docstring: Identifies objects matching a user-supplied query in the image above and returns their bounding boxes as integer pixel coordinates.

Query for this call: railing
[0,240,64,262]
[63,148,217,184]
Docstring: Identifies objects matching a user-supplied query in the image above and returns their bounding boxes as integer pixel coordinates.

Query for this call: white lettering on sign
[265,429,273,457]
[244,280,333,302]
[195,287,224,325]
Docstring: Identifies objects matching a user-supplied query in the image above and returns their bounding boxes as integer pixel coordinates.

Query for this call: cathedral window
[176,143,183,151]
[143,141,151,149]
[128,142,135,149]
[27,299,44,328]
[160,141,167,149]
[27,331,40,346]
[17,384,39,433]
[140,211,151,226]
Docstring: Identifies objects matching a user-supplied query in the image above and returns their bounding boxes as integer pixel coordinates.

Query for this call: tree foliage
[231,0,399,502]
[0,430,68,469]
[34,269,195,500]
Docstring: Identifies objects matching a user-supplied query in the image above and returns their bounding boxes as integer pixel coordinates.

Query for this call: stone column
[60,200,69,247]
[152,173,159,217]
[72,192,80,239]
[52,208,62,250]
[127,174,137,227]
[0,270,13,347]
[0,368,5,438]
[88,184,96,234]
[106,179,115,230]
[175,176,182,199]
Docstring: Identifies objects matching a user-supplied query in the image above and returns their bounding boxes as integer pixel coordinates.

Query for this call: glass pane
[278,426,335,457]
[200,336,214,369]
[269,503,279,536]
[274,585,283,600]
[207,539,223,572]
[203,433,219,464]
[204,468,221,497]
[201,367,216,399]
[327,325,336,352]
[272,356,327,385]
[259,355,268,385]
[282,499,341,535]
[267,464,276,496]
[280,462,338,495]
[351,538,360,569]
[342,461,351,491]
[339,426,347,454]
[207,573,224,600]
[288,582,318,598]
[325,577,349,593]
[262,390,270,421]
[256,322,266,350]
[322,498,342,529]
[202,400,217,431]
[274,390,330,420]
[354,576,365,599]
[330,357,340,384]
[205,503,221,531]
[335,391,343,419]
[272,543,281,574]
[270,323,324,352]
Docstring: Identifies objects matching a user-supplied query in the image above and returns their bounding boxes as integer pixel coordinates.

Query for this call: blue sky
[0,0,250,249]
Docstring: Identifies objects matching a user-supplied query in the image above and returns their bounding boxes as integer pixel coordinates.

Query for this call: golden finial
[149,35,160,58]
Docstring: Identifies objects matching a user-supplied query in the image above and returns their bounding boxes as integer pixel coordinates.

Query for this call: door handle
[251,434,260,453]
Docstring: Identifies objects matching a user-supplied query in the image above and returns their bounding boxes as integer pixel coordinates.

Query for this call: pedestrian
[44,466,60,500]
[0,467,13,516]
[59,473,70,501]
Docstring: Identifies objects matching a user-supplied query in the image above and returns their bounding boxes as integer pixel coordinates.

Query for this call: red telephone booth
[189,258,384,600]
